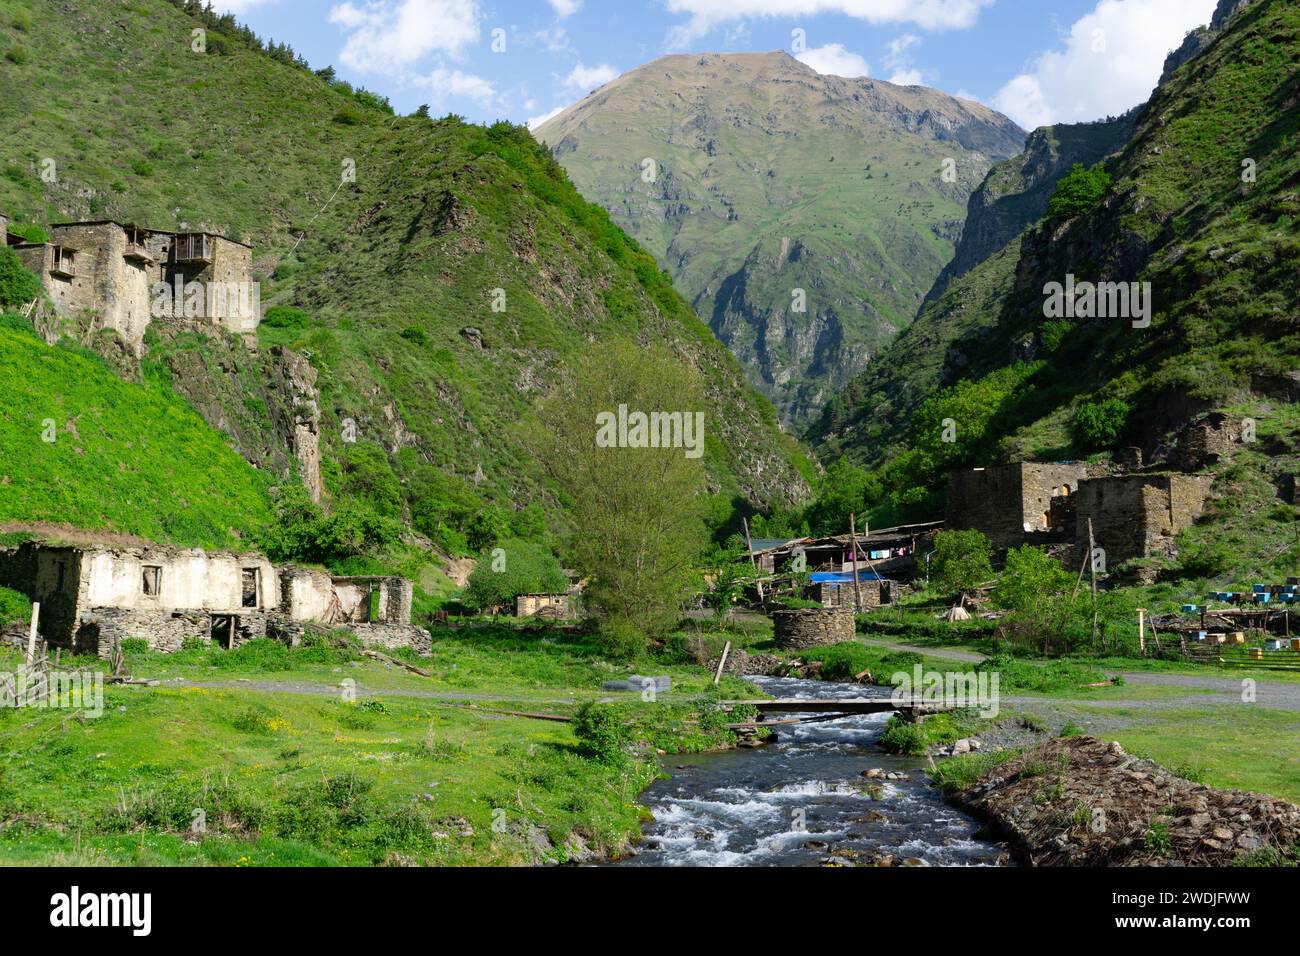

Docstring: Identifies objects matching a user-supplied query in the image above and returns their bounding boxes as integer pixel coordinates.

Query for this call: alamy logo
[151,278,260,321]
[595,405,705,459]
[890,665,1000,718]
[0,667,103,717]
[50,886,151,936]
[1043,274,1151,329]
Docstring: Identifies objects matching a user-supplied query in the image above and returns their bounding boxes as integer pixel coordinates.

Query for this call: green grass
[0,625,759,865]
[0,327,271,547]
[1069,705,1300,803]
[0,0,811,556]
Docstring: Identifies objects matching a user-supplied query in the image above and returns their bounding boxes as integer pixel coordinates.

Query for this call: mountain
[535,52,1025,425]
[924,114,1135,303]
[811,0,1300,559]
[0,0,813,552]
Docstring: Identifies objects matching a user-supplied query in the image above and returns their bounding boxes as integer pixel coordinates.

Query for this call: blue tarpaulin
[810,570,889,583]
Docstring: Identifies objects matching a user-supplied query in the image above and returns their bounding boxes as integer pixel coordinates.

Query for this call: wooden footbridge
[720,697,956,729]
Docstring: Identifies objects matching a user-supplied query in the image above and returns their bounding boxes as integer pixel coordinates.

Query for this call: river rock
[947,736,1300,866]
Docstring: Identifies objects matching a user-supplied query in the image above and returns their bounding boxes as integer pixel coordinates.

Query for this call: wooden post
[1137,608,1147,656]
[742,517,765,602]
[25,602,40,668]
[714,641,731,686]
[849,514,862,614]
[1087,519,1098,649]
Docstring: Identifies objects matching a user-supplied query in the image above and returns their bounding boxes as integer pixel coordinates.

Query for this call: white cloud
[547,0,582,17]
[888,68,924,85]
[886,33,921,66]
[883,32,924,85]
[528,106,567,130]
[796,43,870,78]
[329,0,482,74]
[666,0,993,47]
[424,67,496,106]
[564,62,619,93]
[992,0,1218,129]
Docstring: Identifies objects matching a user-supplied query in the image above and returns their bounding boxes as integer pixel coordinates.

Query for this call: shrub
[398,326,427,345]
[931,529,994,599]
[0,245,42,310]
[119,637,149,654]
[0,586,32,629]
[596,620,647,662]
[572,701,628,764]
[879,719,927,755]
[262,305,310,329]
[1073,398,1130,451]
[1047,162,1112,222]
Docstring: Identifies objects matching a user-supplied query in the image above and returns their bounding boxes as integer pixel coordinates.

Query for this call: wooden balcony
[172,233,213,263]
[49,248,75,278]
[124,242,154,264]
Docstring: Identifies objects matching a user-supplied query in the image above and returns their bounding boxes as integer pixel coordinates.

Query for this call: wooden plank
[722,697,955,715]
[713,640,731,686]
[26,602,39,668]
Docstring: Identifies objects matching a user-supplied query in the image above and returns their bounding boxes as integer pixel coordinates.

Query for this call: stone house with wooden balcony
[5,218,257,349]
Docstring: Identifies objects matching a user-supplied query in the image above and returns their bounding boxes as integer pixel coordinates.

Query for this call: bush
[464,538,567,610]
[596,620,647,662]
[879,719,928,755]
[572,701,628,764]
[0,245,42,310]
[262,305,310,329]
[0,586,32,629]
[1047,162,1112,222]
[1073,398,1130,452]
[119,637,149,654]
[931,530,994,599]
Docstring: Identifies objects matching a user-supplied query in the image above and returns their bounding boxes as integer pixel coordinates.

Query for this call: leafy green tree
[1047,162,1113,222]
[508,502,549,542]
[535,339,707,639]
[804,458,882,535]
[339,442,402,518]
[0,245,41,310]
[408,466,479,550]
[464,538,567,610]
[1072,398,1130,452]
[467,504,511,552]
[259,484,398,564]
[997,545,1077,619]
[930,530,994,600]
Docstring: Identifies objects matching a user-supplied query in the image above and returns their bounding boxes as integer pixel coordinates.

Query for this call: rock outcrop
[951,736,1300,866]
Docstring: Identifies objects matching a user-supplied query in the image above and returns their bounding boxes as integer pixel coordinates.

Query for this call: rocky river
[614,676,1007,867]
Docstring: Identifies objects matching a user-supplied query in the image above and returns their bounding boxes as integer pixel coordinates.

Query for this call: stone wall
[813,580,891,610]
[1175,413,1241,471]
[50,223,155,347]
[1074,474,1212,566]
[772,607,855,650]
[80,607,271,656]
[947,463,1088,550]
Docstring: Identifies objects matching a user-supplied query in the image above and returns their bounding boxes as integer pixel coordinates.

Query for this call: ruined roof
[47,220,253,248]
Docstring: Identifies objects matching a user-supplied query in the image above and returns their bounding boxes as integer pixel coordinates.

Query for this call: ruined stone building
[945,461,1212,569]
[4,216,257,350]
[0,541,429,656]
[946,463,1089,549]
[1072,474,1212,566]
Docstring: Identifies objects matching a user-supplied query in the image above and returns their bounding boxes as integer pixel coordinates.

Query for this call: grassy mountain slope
[925,114,1135,303]
[536,52,1025,425]
[0,325,270,547]
[0,0,812,549]
[813,0,1299,485]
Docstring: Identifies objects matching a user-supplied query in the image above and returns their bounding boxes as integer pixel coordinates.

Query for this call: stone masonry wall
[773,607,855,650]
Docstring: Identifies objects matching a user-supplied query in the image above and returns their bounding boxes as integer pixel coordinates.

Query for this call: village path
[857,637,1300,712]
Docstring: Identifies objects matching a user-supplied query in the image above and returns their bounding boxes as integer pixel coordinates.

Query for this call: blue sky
[212,0,1220,131]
